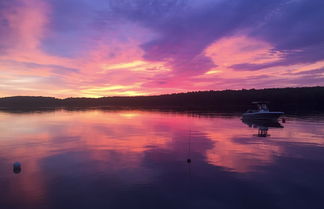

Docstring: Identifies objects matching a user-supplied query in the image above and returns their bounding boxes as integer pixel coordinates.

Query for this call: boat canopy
[251,101,269,111]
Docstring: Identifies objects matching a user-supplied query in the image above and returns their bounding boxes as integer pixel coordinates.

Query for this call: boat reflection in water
[242,118,284,137]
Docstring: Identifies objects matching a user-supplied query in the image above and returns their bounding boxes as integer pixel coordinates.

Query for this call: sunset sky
[1,0,324,98]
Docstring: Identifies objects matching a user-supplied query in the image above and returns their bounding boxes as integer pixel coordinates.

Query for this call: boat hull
[242,112,284,120]
[242,118,283,128]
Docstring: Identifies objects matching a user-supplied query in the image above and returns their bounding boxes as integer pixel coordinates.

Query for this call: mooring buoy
[13,162,22,174]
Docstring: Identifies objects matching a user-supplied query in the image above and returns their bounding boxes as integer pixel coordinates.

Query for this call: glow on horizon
[0,0,323,98]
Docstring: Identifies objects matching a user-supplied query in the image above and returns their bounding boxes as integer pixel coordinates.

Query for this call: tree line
[1,87,323,113]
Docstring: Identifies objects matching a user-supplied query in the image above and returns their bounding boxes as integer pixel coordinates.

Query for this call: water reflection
[0,110,324,209]
[242,118,284,137]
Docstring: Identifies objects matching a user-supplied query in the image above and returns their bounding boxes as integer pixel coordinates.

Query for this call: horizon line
[1,86,323,100]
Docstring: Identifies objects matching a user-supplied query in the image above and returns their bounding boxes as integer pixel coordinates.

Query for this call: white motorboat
[242,102,284,120]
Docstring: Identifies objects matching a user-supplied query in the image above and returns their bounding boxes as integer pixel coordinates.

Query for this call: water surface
[1,110,324,209]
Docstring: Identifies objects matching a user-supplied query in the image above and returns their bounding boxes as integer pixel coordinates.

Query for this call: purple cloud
[293,67,324,76]
[291,75,324,86]
[231,0,324,71]
[0,0,21,53]
[106,0,284,75]
[106,0,324,75]
[40,0,100,57]
[0,60,79,74]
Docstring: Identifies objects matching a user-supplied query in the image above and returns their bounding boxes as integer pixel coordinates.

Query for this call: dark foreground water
[1,110,324,209]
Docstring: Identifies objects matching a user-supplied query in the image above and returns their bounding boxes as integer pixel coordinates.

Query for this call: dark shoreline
[1,86,324,114]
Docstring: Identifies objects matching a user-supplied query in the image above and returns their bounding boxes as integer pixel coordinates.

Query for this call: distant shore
[1,87,324,114]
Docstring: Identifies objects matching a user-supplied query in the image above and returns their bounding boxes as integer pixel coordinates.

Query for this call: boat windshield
[257,104,269,111]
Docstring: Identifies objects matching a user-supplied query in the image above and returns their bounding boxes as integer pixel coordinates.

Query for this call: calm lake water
[1,110,324,209]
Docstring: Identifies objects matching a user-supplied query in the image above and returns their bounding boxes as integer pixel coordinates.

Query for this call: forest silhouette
[1,87,323,113]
